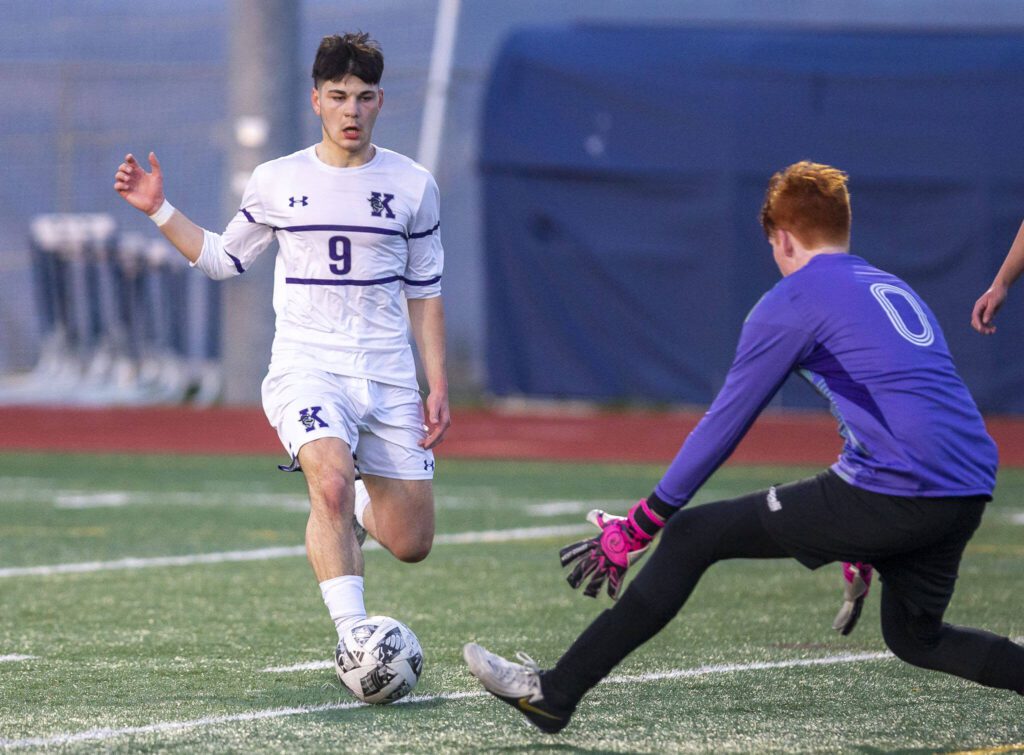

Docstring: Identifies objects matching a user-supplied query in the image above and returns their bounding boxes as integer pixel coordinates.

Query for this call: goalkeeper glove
[558,497,668,599]
[832,561,873,635]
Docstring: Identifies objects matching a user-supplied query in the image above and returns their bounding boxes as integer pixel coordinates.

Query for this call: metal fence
[0,214,221,406]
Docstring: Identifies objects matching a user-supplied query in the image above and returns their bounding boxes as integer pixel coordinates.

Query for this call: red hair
[760,161,851,247]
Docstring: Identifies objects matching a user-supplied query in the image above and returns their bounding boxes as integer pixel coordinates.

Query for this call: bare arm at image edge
[972,219,1024,334]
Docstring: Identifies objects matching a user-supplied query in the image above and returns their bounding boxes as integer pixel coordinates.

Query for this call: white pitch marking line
[606,650,893,684]
[0,654,36,663]
[263,660,333,673]
[527,500,617,517]
[0,524,591,579]
[1,652,895,750]
[262,649,892,676]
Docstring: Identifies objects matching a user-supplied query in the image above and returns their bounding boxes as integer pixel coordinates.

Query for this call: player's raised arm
[972,219,1024,334]
[113,151,204,263]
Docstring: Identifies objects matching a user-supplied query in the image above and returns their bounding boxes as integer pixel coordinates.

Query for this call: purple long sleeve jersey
[655,253,997,508]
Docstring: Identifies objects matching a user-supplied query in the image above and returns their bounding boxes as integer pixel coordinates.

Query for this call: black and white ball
[335,616,423,704]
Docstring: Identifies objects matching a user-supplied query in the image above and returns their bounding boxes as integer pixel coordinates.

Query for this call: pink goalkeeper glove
[833,561,873,635]
[559,499,665,599]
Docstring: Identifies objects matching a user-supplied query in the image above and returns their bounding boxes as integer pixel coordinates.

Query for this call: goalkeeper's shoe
[463,643,572,734]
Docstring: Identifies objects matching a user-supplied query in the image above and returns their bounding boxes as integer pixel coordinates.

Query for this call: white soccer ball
[335,615,423,704]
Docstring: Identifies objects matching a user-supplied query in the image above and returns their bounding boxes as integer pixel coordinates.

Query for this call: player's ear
[311,86,321,116]
[377,88,384,111]
[779,229,796,256]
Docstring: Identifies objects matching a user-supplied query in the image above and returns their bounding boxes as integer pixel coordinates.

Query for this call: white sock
[319,575,366,640]
[353,478,371,528]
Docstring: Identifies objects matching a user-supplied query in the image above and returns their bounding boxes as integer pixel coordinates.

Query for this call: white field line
[0,524,591,579]
[0,652,895,750]
[263,660,333,673]
[1010,513,1024,525]
[0,482,599,514]
[52,491,310,511]
[262,649,892,676]
[0,654,35,663]
[527,500,620,517]
[606,651,892,684]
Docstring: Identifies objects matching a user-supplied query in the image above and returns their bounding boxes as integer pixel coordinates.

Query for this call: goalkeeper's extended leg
[539,493,790,716]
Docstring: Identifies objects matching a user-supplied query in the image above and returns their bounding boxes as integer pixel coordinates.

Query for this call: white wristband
[148,199,176,227]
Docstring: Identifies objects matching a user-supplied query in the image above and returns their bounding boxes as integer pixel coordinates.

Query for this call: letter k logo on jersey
[368,191,395,218]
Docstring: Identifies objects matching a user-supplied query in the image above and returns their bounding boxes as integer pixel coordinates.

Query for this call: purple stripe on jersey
[402,275,442,286]
[239,208,256,223]
[284,275,442,287]
[276,224,403,236]
[408,221,440,239]
[227,252,245,273]
[285,276,403,286]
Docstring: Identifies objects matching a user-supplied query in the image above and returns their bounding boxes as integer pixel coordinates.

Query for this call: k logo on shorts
[298,406,328,433]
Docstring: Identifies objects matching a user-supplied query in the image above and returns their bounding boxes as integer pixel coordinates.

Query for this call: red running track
[0,405,1021,467]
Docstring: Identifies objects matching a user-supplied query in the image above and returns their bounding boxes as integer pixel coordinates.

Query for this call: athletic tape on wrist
[646,490,681,520]
[628,499,661,540]
[148,199,175,227]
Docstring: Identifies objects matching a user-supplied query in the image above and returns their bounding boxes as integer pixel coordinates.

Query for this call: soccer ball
[334,616,423,704]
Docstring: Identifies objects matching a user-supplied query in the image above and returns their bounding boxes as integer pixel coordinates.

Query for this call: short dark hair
[759,161,851,248]
[312,32,384,87]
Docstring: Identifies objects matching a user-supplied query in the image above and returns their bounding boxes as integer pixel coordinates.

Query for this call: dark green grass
[0,453,1022,753]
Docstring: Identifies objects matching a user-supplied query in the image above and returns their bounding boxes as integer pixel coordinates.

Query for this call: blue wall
[482,25,1024,412]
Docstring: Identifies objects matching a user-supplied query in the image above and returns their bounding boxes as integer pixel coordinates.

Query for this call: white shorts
[261,368,435,480]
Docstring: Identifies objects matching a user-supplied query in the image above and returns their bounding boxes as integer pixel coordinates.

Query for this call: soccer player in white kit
[114,33,450,652]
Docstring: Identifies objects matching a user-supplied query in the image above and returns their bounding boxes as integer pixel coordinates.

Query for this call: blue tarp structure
[481,25,1024,412]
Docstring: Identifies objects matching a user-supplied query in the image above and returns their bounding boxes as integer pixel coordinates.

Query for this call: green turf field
[1,453,1022,753]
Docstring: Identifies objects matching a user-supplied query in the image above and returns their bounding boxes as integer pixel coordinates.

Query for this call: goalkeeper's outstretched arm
[113,151,204,262]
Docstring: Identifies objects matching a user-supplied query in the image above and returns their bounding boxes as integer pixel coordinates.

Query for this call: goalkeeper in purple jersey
[463,161,1023,734]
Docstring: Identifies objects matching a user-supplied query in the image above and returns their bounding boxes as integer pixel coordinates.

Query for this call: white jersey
[194,145,443,390]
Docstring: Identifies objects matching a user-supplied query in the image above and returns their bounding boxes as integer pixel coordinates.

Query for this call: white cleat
[462,642,570,733]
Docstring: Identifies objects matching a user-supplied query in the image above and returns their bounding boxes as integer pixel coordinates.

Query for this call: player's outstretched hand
[113,152,165,215]
[832,561,873,635]
[971,285,1007,335]
[559,504,654,600]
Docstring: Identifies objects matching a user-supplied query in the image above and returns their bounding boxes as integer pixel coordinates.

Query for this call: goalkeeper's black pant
[542,478,1024,711]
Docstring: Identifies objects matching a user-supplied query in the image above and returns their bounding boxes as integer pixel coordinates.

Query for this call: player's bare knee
[307,470,357,518]
[391,532,432,563]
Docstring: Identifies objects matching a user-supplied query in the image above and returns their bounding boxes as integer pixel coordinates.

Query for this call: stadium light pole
[221,0,300,404]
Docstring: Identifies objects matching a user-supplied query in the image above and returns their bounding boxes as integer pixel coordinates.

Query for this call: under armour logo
[423,460,435,472]
[289,196,309,207]
[298,406,328,432]
[368,191,395,218]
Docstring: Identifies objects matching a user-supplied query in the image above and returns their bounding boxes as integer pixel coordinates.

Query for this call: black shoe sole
[489,690,571,734]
